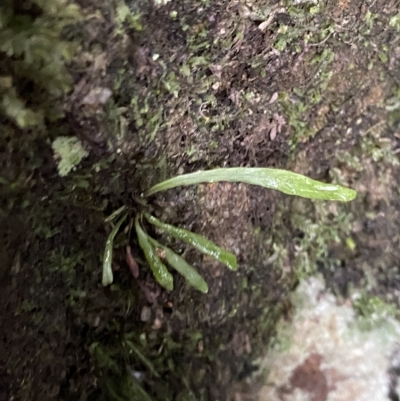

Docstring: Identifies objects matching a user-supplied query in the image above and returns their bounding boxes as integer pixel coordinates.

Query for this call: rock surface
[258,278,400,401]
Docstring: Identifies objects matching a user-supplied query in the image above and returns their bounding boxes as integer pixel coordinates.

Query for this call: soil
[2,0,400,400]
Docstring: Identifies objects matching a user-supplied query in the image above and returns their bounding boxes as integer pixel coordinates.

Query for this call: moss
[115,0,142,33]
[0,0,81,127]
[353,293,400,331]
[389,13,400,31]
[52,136,89,177]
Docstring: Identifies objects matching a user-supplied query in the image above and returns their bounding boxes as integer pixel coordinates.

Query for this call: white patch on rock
[82,87,112,106]
[154,0,171,5]
[258,277,400,401]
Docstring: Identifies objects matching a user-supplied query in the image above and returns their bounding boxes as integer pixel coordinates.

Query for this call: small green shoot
[148,236,209,293]
[135,216,174,291]
[104,205,128,223]
[144,212,237,271]
[102,213,128,286]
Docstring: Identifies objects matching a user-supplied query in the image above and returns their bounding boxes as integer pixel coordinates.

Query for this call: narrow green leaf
[104,205,127,222]
[144,213,237,271]
[102,213,128,286]
[148,237,209,294]
[135,216,174,291]
[130,379,153,401]
[144,168,357,201]
[124,340,160,378]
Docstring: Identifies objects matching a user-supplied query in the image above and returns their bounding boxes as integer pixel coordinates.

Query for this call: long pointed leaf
[102,213,128,286]
[144,213,237,271]
[124,340,160,378]
[148,237,209,294]
[144,168,356,201]
[135,216,174,291]
[104,205,127,222]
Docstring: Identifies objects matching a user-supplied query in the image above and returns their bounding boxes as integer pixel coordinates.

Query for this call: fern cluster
[102,168,357,293]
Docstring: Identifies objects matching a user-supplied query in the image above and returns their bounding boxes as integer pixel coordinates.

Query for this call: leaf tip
[229,256,238,271]
[338,187,357,202]
[102,271,113,286]
[200,285,209,294]
[347,189,357,201]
